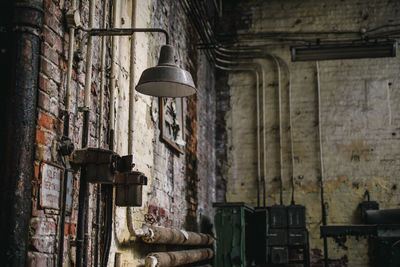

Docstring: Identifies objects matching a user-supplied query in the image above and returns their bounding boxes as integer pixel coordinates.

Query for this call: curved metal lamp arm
[80,27,170,44]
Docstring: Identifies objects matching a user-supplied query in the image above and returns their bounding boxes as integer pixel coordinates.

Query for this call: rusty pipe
[1,0,43,264]
[142,226,214,245]
[145,249,213,267]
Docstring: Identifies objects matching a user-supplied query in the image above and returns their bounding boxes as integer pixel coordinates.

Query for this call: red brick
[44,10,63,37]
[36,129,46,145]
[39,74,58,96]
[34,163,40,180]
[31,237,55,253]
[44,0,62,21]
[65,223,76,236]
[41,57,61,84]
[43,26,62,54]
[38,90,50,111]
[27,252,54,267]
[41,42,59,65]
[37,111,55,130]
[30,217,56,236]
[32,198,44,217]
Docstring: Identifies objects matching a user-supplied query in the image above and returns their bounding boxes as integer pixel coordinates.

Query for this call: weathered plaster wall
[219,0,400,266]
[28,0,217,266]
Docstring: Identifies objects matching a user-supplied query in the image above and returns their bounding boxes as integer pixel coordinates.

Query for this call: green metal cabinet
[372,237,400,267]
[213,202,254,267]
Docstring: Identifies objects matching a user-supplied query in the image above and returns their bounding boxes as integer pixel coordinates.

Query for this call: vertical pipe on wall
[256,63,261,207]
[316,61,328,267]
[76,0,95,266]
[127,0,137,237]
[58,1,78,266]
[216,47,289,207]
[65,0,77,124]
[102,1,120,266]
[98,4,107,147]
[109,0,120,150]
[215,63,262,206]
[0,0,43,264]
[272,56,284,205]
[95,0,108,266]
[128,0,137,155]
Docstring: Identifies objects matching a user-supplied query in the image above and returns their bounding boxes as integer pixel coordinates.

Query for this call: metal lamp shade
[136,45,196,97]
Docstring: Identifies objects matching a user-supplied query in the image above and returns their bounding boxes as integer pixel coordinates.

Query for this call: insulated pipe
[142,226,214,245]
[128,220,214,246]
[145,249,214,267]
[215,63,262,207]
[1,1,43,264]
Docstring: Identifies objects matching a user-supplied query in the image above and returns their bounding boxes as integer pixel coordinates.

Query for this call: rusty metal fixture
[145,248,214,267]
[0,0,43,265]
[65,9,81,29]
[81,27,197,97]
[59,137,75,156]
[142,226,214,246]
[71,148,120,184]
[115,171,147,206]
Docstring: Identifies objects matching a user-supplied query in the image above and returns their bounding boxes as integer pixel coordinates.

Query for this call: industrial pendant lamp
[83,27,196,97]
[136,45,196,97]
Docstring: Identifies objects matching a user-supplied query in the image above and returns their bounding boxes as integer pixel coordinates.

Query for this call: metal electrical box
[115,171,147,206]
[253,208,269,265]
[71,148,118,183]
[269,205,287,228]
[213,202,254,267]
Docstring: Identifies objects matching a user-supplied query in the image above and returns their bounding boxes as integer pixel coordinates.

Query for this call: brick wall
[218,0,400,266]
[28,0,218,266]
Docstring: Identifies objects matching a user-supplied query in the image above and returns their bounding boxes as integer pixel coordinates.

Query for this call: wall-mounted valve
[115,171,148,207]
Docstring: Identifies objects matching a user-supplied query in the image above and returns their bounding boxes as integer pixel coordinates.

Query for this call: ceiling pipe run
[215,47,295,206]
[144,248,214,267]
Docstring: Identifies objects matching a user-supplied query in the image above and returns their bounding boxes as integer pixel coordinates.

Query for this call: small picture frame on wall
[159,97,185,154]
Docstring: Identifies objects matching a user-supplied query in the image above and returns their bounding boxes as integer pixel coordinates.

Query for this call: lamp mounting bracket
[79,27,170,44]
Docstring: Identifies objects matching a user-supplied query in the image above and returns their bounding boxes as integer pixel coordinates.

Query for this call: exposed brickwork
[218,0,400,266]
[27,0,219,265]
